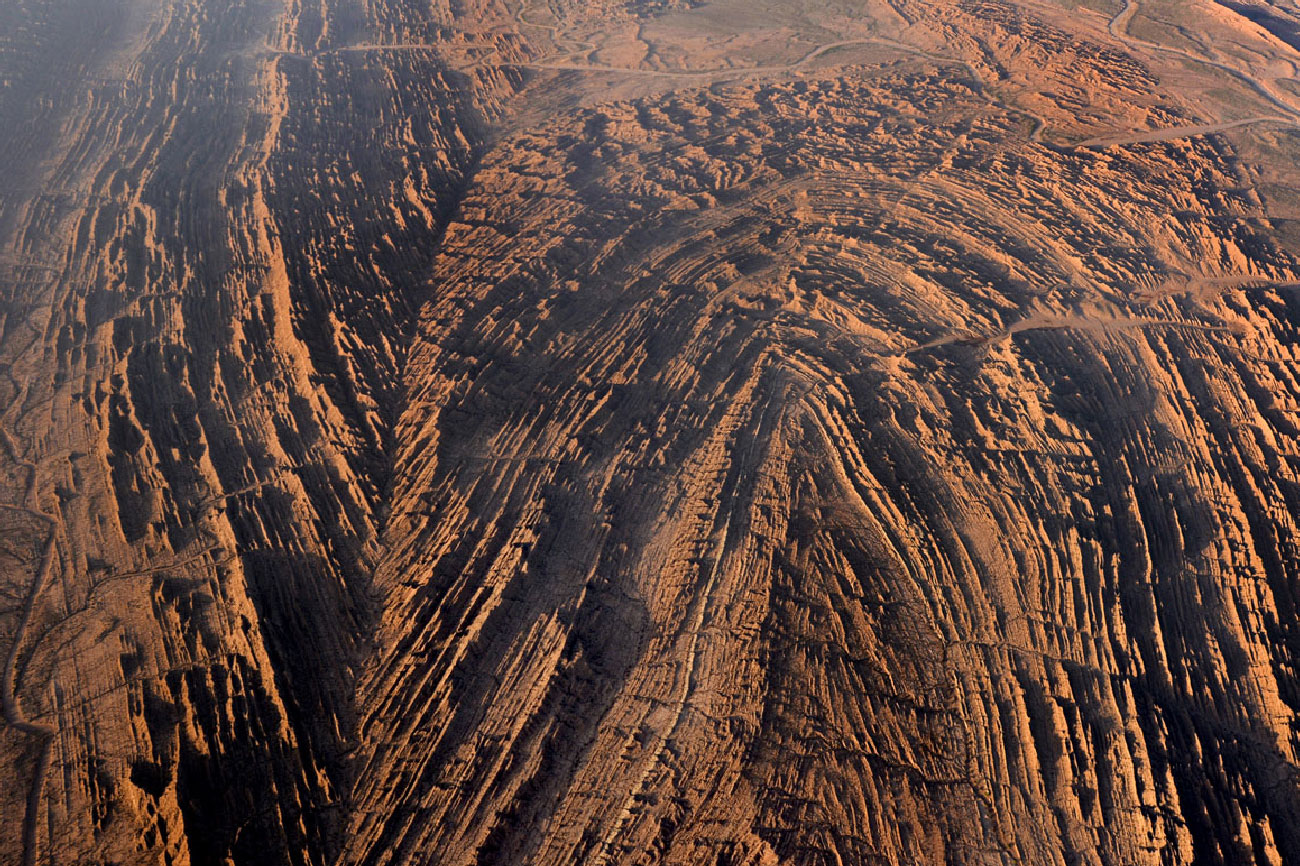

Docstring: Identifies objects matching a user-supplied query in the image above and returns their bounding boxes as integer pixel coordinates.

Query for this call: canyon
[5,0,1300,863]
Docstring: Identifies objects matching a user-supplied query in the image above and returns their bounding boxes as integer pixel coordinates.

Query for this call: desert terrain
[6,0,1300,863]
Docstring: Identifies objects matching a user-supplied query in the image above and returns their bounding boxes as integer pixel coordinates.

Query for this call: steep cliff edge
[6,0,1300,864]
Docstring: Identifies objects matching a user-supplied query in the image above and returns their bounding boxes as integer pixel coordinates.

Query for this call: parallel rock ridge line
[4,0,1300,864]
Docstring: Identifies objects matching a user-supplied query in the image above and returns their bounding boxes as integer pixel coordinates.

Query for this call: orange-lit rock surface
[6,0,1300,863]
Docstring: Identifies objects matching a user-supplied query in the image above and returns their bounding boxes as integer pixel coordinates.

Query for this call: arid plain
[5,0,1300,863]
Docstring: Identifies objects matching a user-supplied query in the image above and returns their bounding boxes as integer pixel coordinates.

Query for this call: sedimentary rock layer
[5,0,1300,864]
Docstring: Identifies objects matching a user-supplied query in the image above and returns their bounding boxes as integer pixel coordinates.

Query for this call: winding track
[427,1,1300,150]
[0,428,59,866]
[1070,0,1300,147]
[1076,115,1299,147]
[507,36,1050,142]
[905,312,1238,356]
[1107,0,1300,120]
[337,3,1300,152]
[328,30,1055,143]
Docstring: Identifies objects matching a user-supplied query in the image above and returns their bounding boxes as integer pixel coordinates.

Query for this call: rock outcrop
[5,0,1300,864]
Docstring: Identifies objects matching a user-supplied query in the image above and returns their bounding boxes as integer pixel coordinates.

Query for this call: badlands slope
[5,0,1300,864]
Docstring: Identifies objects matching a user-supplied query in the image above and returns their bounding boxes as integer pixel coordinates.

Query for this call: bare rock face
[6,0,1300,864]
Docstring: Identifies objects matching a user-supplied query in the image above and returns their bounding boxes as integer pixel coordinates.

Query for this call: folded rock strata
[4,0,1300,864]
